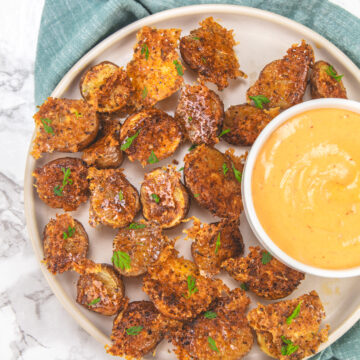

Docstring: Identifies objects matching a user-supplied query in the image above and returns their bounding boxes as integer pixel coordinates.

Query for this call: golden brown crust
[310,60,347,99]
[247,291,329,360]
[223,104,280,146]
[171,288,253,360]
[143,246,227,321]
[108,301,181,359]
[31,97,99,159]
[222,246,305,300]
[175,83,224,146]
[112,221,174,276]
[43,213,88,274]
[140,165,189,229]
[75,261,126,316]
[183,144,243,218]
[88,167,140,228]
[80,61,133,113]
[127,26,184,108]
[120,108,182,167]
[81,115,123,169]
[33,157,89,211]
[180,17,246,90]
[186,217,244,277]
[247,40,314,109]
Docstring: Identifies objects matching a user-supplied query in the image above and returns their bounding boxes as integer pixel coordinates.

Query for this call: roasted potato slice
[185,217,244,277]
[171,288,253,360]
[222,104,280,146]
[127,26,184,108]
[88,167,140,228]
[75,260,126,316]
[31,97,99,159]
[81,115,123,169]
[143,246,227,321]
[112,221,174,276]
[120,108,182,167]
[184,144,243,218]
[43,213,88,274]
[80,61,133,113]
[310,60,347,99]
[107,301,181,359]
[247,291,329,360]
[175,83,224,146]
[247,40,314,109]
[180,17,246,90]
[222,246,305,300]
[33,157,89,211]
[140,165,189,229]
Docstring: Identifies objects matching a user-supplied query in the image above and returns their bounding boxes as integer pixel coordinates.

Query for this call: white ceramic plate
[24,5,360,359]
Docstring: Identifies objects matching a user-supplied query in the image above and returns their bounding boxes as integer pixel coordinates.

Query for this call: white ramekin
[242,98,360,278]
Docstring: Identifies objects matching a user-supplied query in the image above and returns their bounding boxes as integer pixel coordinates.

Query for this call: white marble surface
[0,0,359,359]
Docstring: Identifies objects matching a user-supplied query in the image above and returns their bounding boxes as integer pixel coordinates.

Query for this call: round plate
[24,4,360,359]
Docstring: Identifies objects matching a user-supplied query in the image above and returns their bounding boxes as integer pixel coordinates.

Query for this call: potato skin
[140,166,189,229]
[247,291,329,360]
[76,262,126,316]
[180,17,246,90]
[80,61,133,113]
[175,83,224,146]
[113,221,173,276]
[247,40,314,109]
[171,288,253,360]
[88,167,140,228]
[31,97,99,159]
[184,144,243,218]
[222,246,305,300]
[120,108,182,167]
[43,213,88,274]
[33,157,89,211]
[310,60,347,99]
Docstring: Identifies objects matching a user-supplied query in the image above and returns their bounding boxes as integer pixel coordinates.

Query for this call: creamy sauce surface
[252,108,360,269]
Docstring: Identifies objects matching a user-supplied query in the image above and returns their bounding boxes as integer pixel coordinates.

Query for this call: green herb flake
[188,144,197,151]
[218,128,231,138]
[111,251,131,270]
[173,60,184,76]
[192,36,200,40]
[188,116,193,122]
[281,336,299,356]
[179,167,184,171]
[207,337,219,353]
[147,150,159,164]
[126,326,143,336]
[261,251,272,265]
[183,275,198,298]
[325,65,344,82]
[142,86,148,99]
[249,95,270,109]
[118,190,124,201]
[201,57,207,63]
[204,311,217,319]
[240,283,248,291]
[88,297,100,306]
[286,301,303,325]
[40,118,54,135]
[222,162,229,176]
[53,167,73,196]
[73,110,82,119]
[141,43,149,60]
[121,130,140,151]
[151,193,160,203]
[215,232,221,254]
[63,226,76,240]
[129,222,146,230]
[193,193,200,198]
[231,163,242,183]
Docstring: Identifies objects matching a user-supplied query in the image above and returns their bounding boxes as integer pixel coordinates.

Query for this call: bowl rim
[242,98,360,278]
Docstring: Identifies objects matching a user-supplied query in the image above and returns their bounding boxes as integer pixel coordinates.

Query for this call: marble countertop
[1,1,359,359]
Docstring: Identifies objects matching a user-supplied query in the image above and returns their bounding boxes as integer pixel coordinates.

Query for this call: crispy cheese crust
[31,97,99,159]
[222,246,305,300]
[247,291,329,360]
[310,60,347,99]
[140,165,189,229]
[127,26,184,108]
[247,40,314,109]
[171,288,253,360]
[175,83,224,146]
[180,17,246,90]
[88,167,140,228]
[33,157,89,211]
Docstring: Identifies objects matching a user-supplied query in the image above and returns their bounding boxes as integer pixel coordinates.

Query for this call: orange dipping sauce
[252,108,360,270]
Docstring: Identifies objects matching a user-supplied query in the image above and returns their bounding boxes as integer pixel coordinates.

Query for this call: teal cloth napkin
[34,1,360,359]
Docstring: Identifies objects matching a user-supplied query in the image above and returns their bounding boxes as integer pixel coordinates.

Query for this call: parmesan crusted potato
[247,291,329,360]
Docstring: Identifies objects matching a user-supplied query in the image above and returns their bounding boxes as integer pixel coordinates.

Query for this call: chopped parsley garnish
[173,60,184,76]
[141,43,149,60]
[88,297,100,306]
[188,116,193,122]
[215,232,221,254]
[142,86,148,99]
[121,130,140,151]
[147,150,159,164]
[129,222,146,230]
[40,118,54,135]
[193,193,200,198]
[222,162,229,176]
[118,190,124,201]
[126,326,143,336]
[201,57,207,63]
[73,110,82,119]
[179,167,184,171]
[231,163,242,183]
[249,95,270,109]
[111,251,131,270]
[183,275,198,298]
[204,311,217,319]
[286,301,303,325]
[54,167,73,196]
[207,337,219,353]
[188,144,197,151]
[281,336,299,356]
[240,283,248,291]
[151,193,160,203]
[192,36,200,40]
[325,65,343,82]
[261,251,272,265]
[218,128,231,138]
[63,226,75,240]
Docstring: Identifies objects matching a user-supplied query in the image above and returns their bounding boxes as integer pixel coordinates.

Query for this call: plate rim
[24,3,360,356]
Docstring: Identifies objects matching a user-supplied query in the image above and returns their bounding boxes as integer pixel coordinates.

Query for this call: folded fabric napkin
[34,1,360,359]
